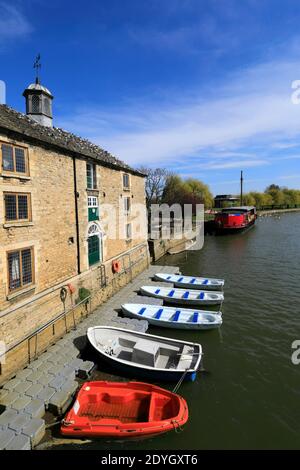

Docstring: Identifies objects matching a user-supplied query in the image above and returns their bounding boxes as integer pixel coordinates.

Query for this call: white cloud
[58,45,300,171]
[0,3,32,42]
[192,159,268,171]
[271,142,300,150]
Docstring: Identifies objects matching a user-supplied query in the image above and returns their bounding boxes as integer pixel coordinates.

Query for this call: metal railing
[1,243,149,369]
[6,295,91,358]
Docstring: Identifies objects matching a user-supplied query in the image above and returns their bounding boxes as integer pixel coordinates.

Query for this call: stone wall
[148,237,191,261]
[0,131,149,384]
[0,135,78,312]
[0,241,149,385]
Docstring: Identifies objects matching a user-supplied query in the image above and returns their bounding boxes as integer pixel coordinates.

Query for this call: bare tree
[139,167,170,208]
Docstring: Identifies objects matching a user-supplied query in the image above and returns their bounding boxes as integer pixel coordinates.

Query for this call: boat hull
[166,297,219,305]
[141,286,224,306]
[154,273,224,290]
[61,381,189,439]
[215,218,256,234]
[126,313,220,329]
[87,326,201,383]
[91,345,198,382]
[173,281,222,291]
[214,206,257,234]
[122,304,222,330]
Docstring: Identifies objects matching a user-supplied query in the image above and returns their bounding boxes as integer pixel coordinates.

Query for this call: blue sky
[1,0,300,195]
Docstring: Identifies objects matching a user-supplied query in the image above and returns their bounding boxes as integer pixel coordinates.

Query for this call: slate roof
[0,104,143,176]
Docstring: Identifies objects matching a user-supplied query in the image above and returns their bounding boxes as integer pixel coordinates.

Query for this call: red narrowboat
[61,381,188,439]
[214,206,257,233]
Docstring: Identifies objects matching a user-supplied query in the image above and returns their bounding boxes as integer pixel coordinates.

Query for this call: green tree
[242,193,256,206]
[138,167,170,208]
[182,178,214,208]
[281,188,299,206]
[162,174,186,205]
[261,193,273,206]
[249,191,266,208]
[265,184,284,205]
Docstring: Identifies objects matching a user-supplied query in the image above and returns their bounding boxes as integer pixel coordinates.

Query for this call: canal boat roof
[221,206,256,212]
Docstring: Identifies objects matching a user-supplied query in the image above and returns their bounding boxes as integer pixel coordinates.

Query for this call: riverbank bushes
[239,185,300,208]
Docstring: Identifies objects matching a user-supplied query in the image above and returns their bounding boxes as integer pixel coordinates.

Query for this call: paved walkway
[0,264,178,450]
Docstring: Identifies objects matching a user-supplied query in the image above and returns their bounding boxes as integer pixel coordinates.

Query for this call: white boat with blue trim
[122,304,223,330]
[140,286,224,305]
[154,273,224,290]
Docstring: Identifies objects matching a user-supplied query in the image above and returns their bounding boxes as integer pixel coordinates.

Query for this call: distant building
[214,194,239,209]
[0,77,149,383]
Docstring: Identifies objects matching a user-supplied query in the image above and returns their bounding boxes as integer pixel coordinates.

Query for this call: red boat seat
[148,392,180,422]
[78,392,151,423]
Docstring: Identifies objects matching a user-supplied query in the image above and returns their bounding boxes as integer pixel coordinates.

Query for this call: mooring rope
[171,419,184,433]
[172,368,190,394]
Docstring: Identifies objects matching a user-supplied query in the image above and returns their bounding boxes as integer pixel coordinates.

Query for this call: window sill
[7,285,36,301]
[86,188,99,193]
[1,173,31,180]
[3,222,34,229]
[123,187,131,191]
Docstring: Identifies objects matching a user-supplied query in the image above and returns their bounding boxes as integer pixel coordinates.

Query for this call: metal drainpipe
[128,251,133,282]
[72,156,81,274]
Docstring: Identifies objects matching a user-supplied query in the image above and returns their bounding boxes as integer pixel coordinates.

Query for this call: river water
[53,212,300,450]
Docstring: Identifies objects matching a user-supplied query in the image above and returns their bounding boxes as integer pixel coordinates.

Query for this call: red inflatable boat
[61,381,188,439]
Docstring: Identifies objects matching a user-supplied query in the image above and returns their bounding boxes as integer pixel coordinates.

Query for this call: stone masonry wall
[0,241,149,385]
[0,131,149,384]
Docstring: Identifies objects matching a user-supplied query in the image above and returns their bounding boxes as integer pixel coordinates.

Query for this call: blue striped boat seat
[202,279,209,285]
[138,307,146,315]
[192,312,198,323]
[178,277,184,282]
[173,310,181,321]
[182,292,189,299]
[190,278,196,284]
[168,290,175,297]
[198,292,205,300]
[155,289,160,294]
[155,308,163,319]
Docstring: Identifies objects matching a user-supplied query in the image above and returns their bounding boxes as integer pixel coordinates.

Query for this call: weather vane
[33,54,41,84]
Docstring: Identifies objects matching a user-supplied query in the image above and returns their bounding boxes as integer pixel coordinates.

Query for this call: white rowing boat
[140,285,224,305]
[87,326,202,382]
[154,273,224,290]
[122,303,222,330]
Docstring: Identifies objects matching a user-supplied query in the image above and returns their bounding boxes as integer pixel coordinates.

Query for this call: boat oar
[175,352,209,374]
[175,352,202,356]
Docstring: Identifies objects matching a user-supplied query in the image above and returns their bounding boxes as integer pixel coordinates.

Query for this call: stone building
[0,79,149,383]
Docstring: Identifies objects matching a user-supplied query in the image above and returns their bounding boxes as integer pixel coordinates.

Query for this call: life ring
[67,283,76,294]
[112,260,121,273]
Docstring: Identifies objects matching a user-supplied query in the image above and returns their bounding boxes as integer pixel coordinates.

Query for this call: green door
[88,235,100,266]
